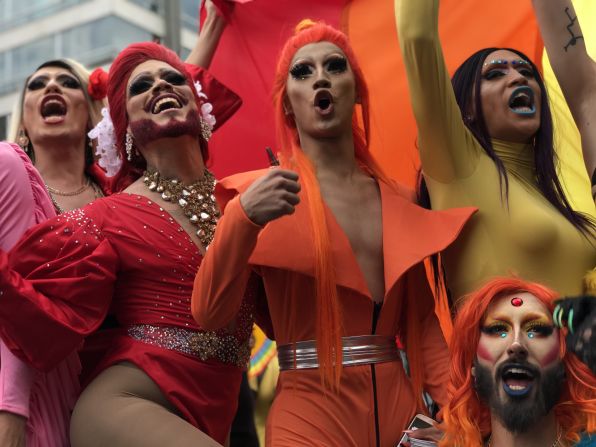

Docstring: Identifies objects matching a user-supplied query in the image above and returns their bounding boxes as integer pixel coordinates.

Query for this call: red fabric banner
[207,0,541,187]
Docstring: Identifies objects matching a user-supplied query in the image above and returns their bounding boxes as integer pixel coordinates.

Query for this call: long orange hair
[272,20,429,402]
[440,277,596,446]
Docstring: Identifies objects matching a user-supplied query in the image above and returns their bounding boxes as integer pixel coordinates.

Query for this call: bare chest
[321,180,385,300]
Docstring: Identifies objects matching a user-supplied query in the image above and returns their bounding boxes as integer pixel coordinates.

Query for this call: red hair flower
[88,68,108,100]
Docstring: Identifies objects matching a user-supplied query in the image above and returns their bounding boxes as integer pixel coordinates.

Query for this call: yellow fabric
[396,0,596,303]
[248,356,279,447]
[542,0,596,216]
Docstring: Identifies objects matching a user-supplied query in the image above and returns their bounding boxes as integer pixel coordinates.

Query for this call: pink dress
[0,142,80,447]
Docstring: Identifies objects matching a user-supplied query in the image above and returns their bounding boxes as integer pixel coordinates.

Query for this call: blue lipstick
[508,86,536,116]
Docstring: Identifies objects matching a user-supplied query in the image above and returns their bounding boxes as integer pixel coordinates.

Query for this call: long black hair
[419,47,594,236]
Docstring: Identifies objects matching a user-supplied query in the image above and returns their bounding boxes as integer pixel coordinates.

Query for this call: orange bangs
[440,277,596,447]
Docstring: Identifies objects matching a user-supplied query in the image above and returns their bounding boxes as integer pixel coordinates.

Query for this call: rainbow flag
[249,325,277,379]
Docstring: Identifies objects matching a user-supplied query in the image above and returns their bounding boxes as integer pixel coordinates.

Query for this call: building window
[127,0,163,14]
[181,0,199,31]
[0,0,91,30]
[0,115,8,141]
[0,16,153,95]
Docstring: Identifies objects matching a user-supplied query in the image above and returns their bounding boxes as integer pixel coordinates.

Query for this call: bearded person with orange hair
[192,20,475,446]
[438,277,596,447]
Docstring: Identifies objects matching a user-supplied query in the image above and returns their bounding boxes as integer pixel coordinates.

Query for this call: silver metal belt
[277,335,399,371]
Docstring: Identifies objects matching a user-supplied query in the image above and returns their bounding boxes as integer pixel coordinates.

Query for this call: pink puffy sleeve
[0,143,56,418]
[0,143,55,248]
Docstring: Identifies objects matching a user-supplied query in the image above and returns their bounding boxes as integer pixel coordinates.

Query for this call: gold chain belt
[127,324,250,369]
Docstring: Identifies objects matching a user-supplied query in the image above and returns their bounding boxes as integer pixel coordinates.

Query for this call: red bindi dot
[511,297,523,307]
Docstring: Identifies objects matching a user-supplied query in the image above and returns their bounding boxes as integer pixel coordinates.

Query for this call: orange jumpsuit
[192,170,474,447]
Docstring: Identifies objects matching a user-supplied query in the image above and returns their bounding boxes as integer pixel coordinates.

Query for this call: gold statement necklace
[143,169,220,248]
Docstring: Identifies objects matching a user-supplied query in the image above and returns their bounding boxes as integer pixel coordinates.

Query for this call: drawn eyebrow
[486,312,551,326]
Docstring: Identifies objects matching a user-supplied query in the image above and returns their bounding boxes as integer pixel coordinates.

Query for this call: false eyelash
[525,323,554,336]
[289,63,312,79]
[129,79,152,96]
[61,77,81,89]
[480,323,509,335]
[163,72,186,85]
[483,70,506,80]
[326,57,347,73]
[27,78,46,90]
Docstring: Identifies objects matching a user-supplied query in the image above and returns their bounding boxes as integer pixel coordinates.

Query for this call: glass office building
[0,0,200,139]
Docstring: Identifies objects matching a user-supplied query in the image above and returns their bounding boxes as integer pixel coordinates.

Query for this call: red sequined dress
[0,193,255,443]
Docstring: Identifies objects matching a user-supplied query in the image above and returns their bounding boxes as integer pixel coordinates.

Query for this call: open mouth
[508,86,536,116]
[314,90,334,115]
[150,94,183,114]
[501,365,535,397]
[40,95,67,123]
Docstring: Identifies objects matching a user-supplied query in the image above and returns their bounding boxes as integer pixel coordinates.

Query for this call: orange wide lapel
[215,170,370,296]
[380,181,476,297]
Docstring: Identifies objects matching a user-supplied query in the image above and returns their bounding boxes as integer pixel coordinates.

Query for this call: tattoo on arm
[563,7,584,52]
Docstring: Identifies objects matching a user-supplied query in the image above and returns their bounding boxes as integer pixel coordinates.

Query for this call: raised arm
[185,0,226,69]
[395,0,481,182]
[532,0,596,185]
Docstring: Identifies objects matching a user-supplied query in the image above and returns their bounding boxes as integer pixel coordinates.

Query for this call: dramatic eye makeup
[162,71,186,86]
[482,59,534,81]
[483,69,506,81]
[27,76,47,90]
[289,62,313,80]
[517,67,534,78]
[27,74,81,91]
[128,76,153,96]
[326,56,347,73]
[524,320,554,338]
[481,322,509,338]
[60,75,81,89]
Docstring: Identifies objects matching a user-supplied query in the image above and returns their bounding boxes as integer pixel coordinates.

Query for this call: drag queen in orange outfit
[192,21,475,446]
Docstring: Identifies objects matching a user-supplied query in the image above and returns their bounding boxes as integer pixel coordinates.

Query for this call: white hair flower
[88,107,121,177]
[194,80,216,138]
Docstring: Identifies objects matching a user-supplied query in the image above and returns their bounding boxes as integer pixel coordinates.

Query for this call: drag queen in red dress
[0,41,247,447]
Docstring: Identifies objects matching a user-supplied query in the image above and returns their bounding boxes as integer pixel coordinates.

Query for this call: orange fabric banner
[346,0,542,186]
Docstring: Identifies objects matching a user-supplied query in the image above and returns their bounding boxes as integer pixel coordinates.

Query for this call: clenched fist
[240,169,300,226]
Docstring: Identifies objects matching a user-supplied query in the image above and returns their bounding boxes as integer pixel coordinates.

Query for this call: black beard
[474,359,565,433]
[129,109,201,149]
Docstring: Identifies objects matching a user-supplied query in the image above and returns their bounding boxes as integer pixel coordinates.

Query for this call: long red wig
[106,42,207,192]
[440,277,596,446]
[273,20,428,401]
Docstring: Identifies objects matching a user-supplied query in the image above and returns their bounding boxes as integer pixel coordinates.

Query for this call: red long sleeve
[0,204,118,372]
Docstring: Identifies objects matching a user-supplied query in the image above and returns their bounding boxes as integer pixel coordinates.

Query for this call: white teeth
[508,385,527,390]
[153,97,181,113]
[510,368,526,374]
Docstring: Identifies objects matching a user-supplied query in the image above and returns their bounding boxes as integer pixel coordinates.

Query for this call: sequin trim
[127,324,250,368]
